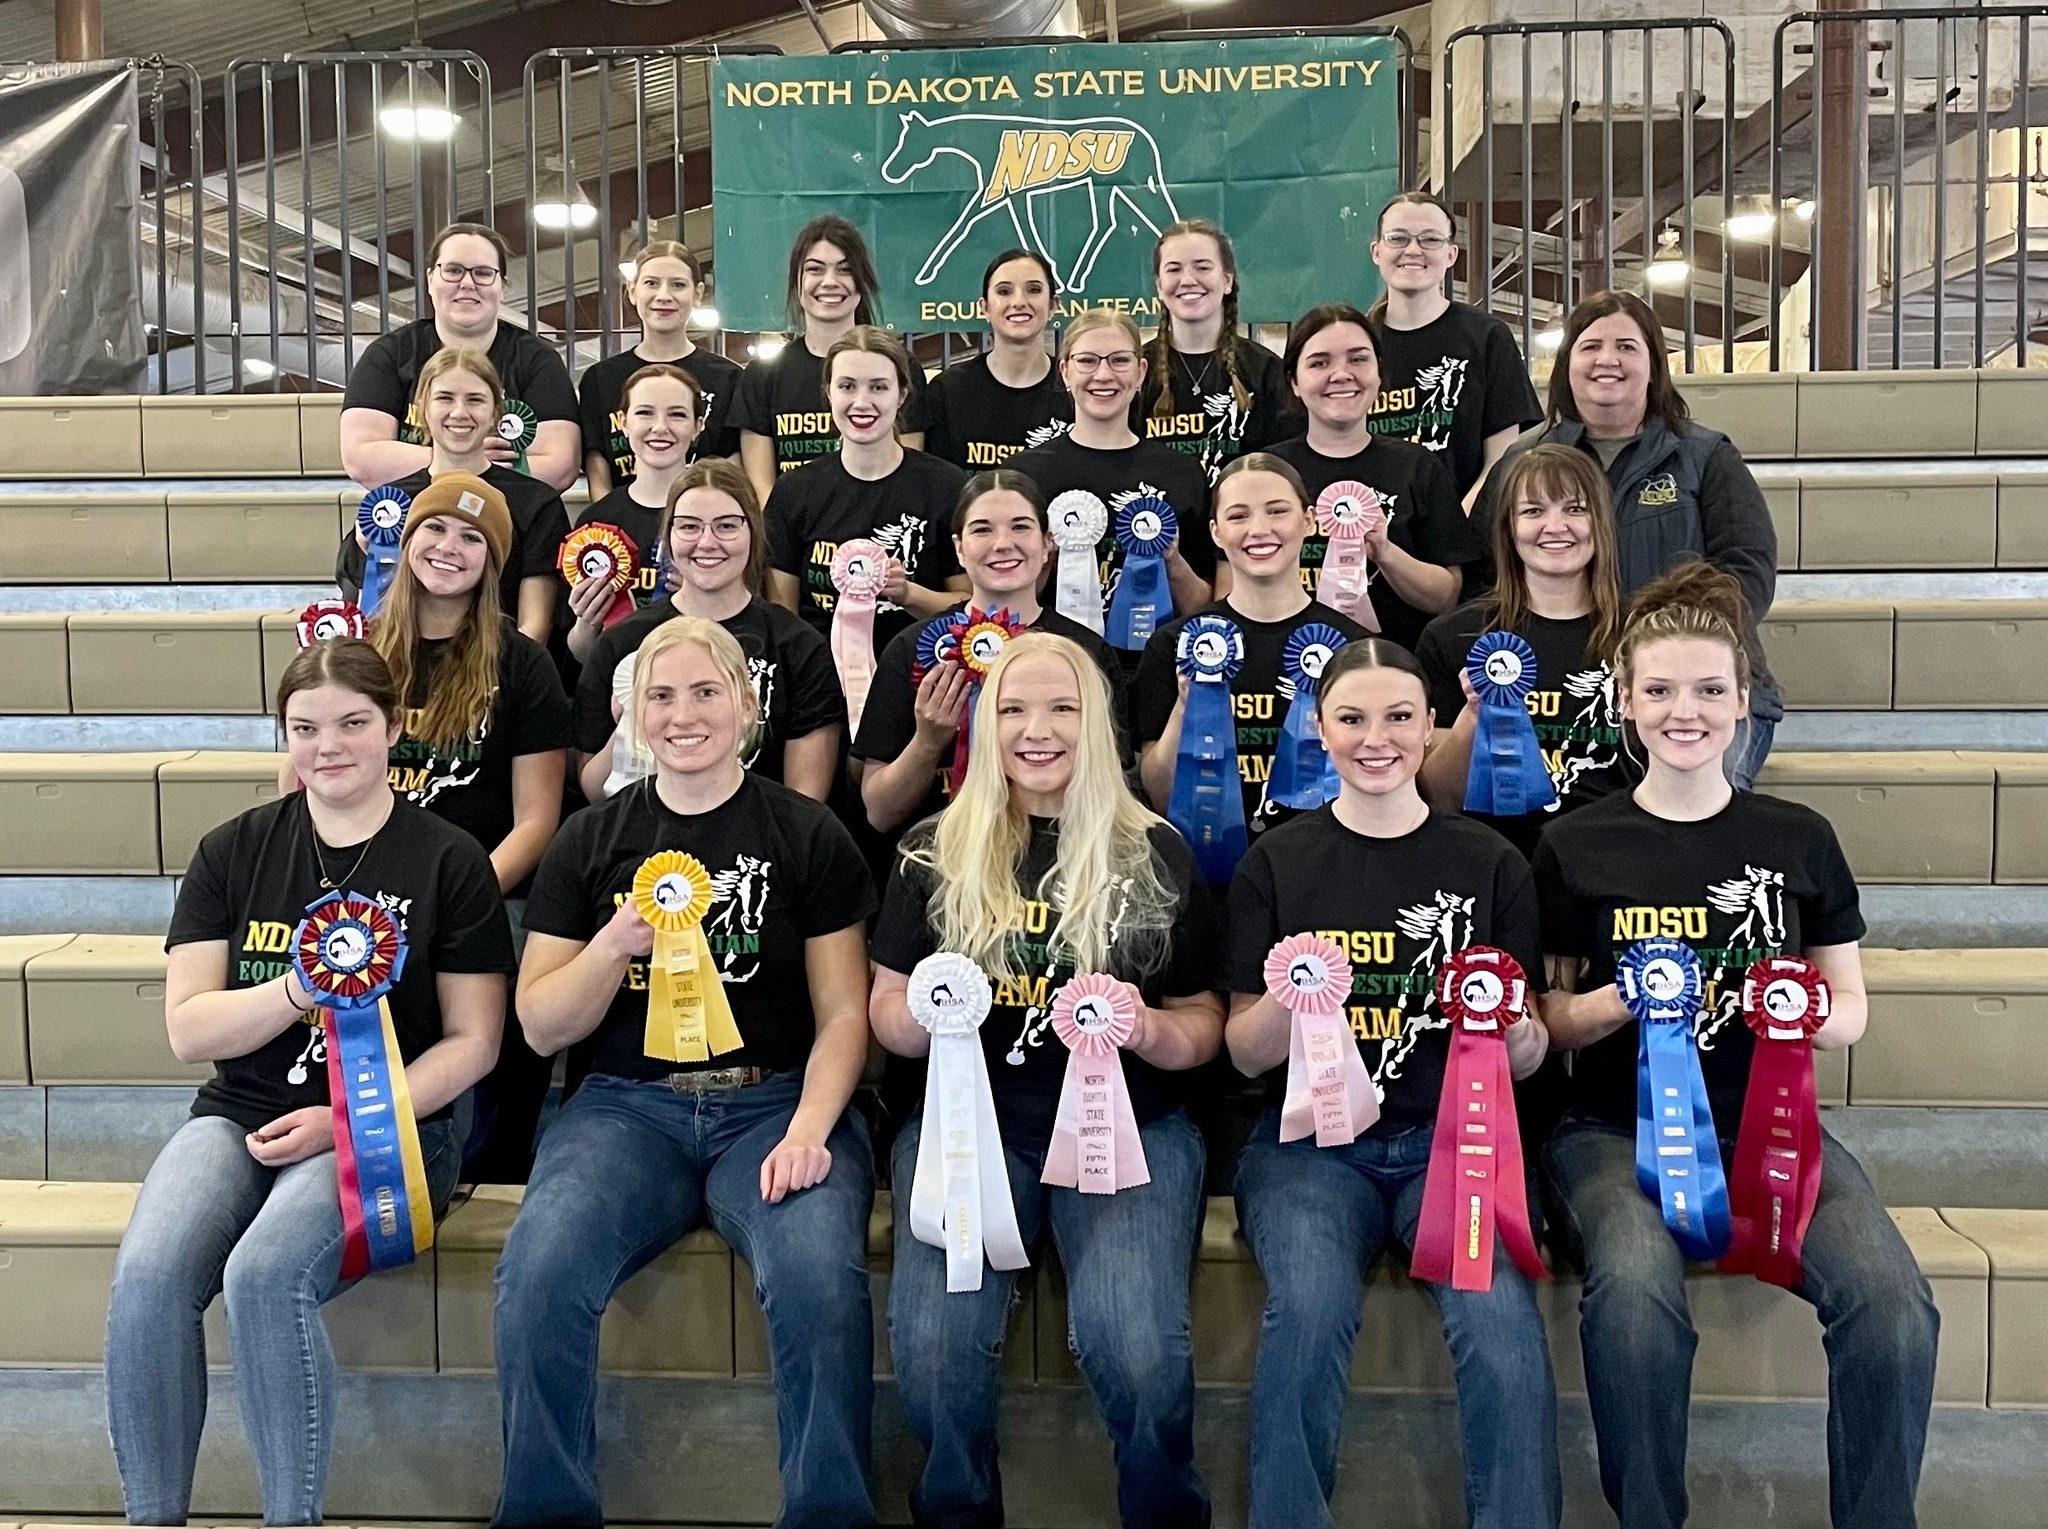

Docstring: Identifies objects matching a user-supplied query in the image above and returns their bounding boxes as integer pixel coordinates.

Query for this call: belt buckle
[665,1066,753,1094]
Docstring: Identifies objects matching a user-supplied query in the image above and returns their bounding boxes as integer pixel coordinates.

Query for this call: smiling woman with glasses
[339,221,582,494]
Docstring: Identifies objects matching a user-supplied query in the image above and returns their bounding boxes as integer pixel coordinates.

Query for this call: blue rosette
[1268,622,1348,810]
[356,485,411,618]
[1105,495,1176,651]
[913,609,970,683]
[1462,631,1558,817]
[1618,938,1731,1261]
[1170,614,1247,886]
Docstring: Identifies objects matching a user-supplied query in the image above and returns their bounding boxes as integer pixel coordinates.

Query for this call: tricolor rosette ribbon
[1721,956,1830,1289]
[496,399,538,475]
[1463,631,1558,818]
[291,891,430,1280]
[1268,622,1348,810]
[356,485,411,617]
[1171,614,1248,886]
[1047,490,1109,635]
[1412,948,1546,1292]
[633,851,744,1064]
[1619,939,1730,1261]
[294,599,367,649]
[1264,933,1378,1147]
[907,952,1028,1293]
[829,539,889,736]
[560,522,640,630]
[1312,480,1382,632]
[1041,974,1150,1196]
[914,605,1026,796]
[1105,495,1176,650]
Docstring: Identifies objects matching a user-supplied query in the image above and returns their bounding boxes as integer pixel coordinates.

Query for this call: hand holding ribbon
[1268,623,1348,810]
[907,953,1029,1292]
[496,400,538,475]
[1048,491,1109,635]
[1170,615,1248,886]
[1041,974,1151,1195]
[357,486,410,617]
[1463,632,1558,817]
[1265,933,1378,1147]
[1312,481,1382,632]
[1412,948,1546,1292]
[1721,956,1829,1289]
[829,539,888,736]
[294,599,367,648]
[292,891,431,1279]
[560,522,640,631]
[1619,939,1731,1260]
[633,852,744,1064]
[915,605,1026,795]
[1106,496,1176,651]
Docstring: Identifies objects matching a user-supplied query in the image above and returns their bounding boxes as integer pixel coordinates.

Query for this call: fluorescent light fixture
[690,306,721,331]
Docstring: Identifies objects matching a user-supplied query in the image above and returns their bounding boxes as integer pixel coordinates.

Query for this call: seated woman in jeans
[1534,561,1938,1529]
[1221,637,1561,1529]
[494,614,878,1529]
[106,637,512,1525]
[870,631,1224,1529]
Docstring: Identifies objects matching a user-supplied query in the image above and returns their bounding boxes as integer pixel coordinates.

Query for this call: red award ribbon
[294,599,367,648]
[1412,947,1546,1292]
[1264,933,1378,1147]
[1041,974,1150,1195]
[560,522,639,629]
[1312,481,1382,633]
[947,606,1026,796]
[830,539,887,736]
[1720,955,1830,1290]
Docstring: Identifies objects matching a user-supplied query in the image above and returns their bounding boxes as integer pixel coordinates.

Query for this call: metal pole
[53,0,102,61]
[1815,0,1869,371]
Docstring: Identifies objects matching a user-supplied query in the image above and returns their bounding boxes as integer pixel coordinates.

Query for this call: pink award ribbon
[1041,974,1150,1195]
[1313,481,1383,633]
[830,539,888,736]
[1264,932,1378,1147]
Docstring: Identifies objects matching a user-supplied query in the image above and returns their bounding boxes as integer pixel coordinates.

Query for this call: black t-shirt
[764,449,967,657]
[1222,806,1543,1135]
[522,773,876,1082]
[576,345,745,488]
[1415,601,1642,860]
[1135,341,1293,483]
[337,464,570,621]
[728,339,932,476]
[1130,599,1374,845]
[1532,789,1865,1138]
[389,622,571,860]
[1368,304,1542,499]
[572,596,844,785]
[576,487,671,612]
[922,352,1074,470]
[341,318,579,443]
[1265,434,1481,652]
[169,794,515,1132]
[871,818,1218,1156]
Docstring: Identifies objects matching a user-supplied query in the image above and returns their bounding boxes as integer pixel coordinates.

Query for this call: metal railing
[133,57,206,395]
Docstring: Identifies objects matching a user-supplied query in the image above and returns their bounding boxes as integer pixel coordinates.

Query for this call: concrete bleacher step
[1762,594,2048,712]
[0,613,324,717]
[1825,1108,2048,1211]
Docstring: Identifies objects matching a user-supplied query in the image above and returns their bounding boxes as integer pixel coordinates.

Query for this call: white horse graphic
[1377,892,1473,1079]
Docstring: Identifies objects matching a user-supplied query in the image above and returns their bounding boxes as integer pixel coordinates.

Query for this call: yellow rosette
[632,851,744,1062]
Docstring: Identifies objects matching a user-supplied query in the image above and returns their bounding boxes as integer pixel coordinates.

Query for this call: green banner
[710,36,1403,333]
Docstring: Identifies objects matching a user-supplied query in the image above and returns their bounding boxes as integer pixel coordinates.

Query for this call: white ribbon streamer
[606,652,655,798]
[1048,490,1109,635]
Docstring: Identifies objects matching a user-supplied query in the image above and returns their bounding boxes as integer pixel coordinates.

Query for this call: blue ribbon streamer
[358,486,410,618]
[1619,939,1731,1261]
[1169,614,1247,886]
[1463,631,1558,817]
[1268,622,1348,810]
[1106,497,1177,651]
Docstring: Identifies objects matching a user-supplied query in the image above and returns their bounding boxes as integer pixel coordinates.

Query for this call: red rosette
[1264,933,1352,1016]
[1740,955,1831,1041]
[1050,973,1139,1056]
[295,599,367,648]
[1435,946,1530,1035]
[830,538,889,599]
[559,523,637,592]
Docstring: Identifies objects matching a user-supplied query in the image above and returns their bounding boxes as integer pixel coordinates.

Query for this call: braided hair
[1147,219,1252,423]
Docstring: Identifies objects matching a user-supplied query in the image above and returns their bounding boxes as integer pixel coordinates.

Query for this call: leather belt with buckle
[662,1066,766,1093]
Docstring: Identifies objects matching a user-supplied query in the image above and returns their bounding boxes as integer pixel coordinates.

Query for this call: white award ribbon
[907,952,1029,1292]
[606,652,654,797]
[1047,490,1109,635]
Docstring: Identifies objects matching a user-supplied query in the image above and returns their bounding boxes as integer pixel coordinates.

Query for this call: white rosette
[908,951,1029,1292]
[1047,490,1109,635]
[606,652,655,797]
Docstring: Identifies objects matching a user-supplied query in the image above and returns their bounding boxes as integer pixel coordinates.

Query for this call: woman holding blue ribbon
[1220,635,1559,1529]
[1534,561,1936,1529]
[871,630,1223,1529]
[107,637,513,1526]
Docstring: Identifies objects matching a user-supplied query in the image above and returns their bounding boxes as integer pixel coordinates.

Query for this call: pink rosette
[1263,932,1379,1147]
[1041,974,1150,1195]
[829,538,889,734]
[1312,481,1383,633]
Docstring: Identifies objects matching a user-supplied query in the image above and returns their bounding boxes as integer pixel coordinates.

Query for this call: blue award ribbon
[1268,622,1348,810]
[1463,631,1558,817]
[357,486,411,618]
[913,609,969,681]
[1169,614,1247,886]
[1618,939,1731,1261]
[1106,496,1176,651]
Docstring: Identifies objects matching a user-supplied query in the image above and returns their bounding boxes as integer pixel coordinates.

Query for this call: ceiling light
[1534,326,1564,352]
[1644,225,1690,291]
[1794,199,1817,221]
[379,70,459,142]
[690,306,721,331]
[1725,200,1776,241]
[750,336,786,360]
[533,163,597,232]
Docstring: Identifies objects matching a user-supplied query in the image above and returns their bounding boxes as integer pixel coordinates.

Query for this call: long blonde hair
[631,615,762,766]
[371,512,505,752]
[905,633,1177,981]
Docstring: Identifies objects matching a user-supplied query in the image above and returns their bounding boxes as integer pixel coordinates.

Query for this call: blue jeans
[1233,1112,1560,1529]
[887,1108,1209,1529]
[491,1070,877,1529]
[1726,698,1780,792]
[1545,1120,1938,1529]
[105,1110,460,1525]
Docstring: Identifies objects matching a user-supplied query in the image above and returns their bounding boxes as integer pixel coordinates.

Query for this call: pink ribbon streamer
[1265,933,1379,1147]
[1313,481,1383,634]
[830,539,887,736]
[1041,974,1150,1194]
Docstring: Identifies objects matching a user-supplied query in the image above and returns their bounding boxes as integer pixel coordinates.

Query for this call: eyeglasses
[1377,231,1450,252]
[433,262,502,287]
[1069,350,1140,374]
[671,517,749,541]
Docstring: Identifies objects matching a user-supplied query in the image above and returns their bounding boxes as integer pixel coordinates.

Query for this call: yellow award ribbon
[632,851,743,1062]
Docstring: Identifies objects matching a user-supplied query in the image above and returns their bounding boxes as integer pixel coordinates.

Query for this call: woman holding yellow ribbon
[106,638,512,1526]
[496,615,880,1528]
